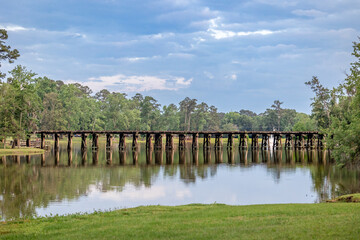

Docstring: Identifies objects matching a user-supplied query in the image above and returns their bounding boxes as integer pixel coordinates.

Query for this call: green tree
[325,39,360,165]
[0,29,20,79]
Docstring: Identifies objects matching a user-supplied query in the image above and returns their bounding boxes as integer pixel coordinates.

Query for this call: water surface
[1,141,359,220]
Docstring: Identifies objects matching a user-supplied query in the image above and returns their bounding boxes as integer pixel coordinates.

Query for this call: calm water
[1,141,360,220]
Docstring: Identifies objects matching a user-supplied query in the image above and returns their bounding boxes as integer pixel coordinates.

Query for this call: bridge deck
[34,130,319,135]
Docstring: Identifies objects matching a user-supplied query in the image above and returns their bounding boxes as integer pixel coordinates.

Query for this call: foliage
[0,29,20,79]
[307,38,360,165]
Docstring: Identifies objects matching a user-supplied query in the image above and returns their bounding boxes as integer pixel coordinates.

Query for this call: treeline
[0,66,315,138]
[307,38,360,165]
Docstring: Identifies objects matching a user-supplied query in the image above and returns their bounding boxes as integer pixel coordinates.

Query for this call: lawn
[1,203,359,239]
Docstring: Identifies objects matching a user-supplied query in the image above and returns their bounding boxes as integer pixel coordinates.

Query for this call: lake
[1,140,359,221]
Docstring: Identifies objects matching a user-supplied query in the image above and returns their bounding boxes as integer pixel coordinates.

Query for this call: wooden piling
[273,134,282,149]
[154,133,163,150]
[192,133,199,149]
[92,133,98,150]
[261,134,270,149]
[239,134,248,149]
[317,134,324,149]
[285,134,293,149]
[145,133,152,150]
[54,133,60,150]
[203,133,211,149]
[119,133,126,150]
[41,133,45,149]
[295,134,304,148]
[166,134,174,149]
[214,133,223,149]
[307,133,315,149]
[132,133,139,149]
[227,134,233,148]
[179,134,186,149]
[81,133,88,150]
[68,133,73,150]
[106,133,113,149]
[120,150,127,165]
[251,134,259,149]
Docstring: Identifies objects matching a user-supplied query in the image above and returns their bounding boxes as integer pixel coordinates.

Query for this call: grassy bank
[1,203,359,239]
[0,148,45,156]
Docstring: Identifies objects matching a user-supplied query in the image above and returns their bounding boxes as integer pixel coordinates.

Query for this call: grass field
[1,203,359,239]
[0,148,45,156]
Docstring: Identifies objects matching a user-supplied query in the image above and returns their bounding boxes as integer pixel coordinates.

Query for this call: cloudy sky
[1,0,359,113]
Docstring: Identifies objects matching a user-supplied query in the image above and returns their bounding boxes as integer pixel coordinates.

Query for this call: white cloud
[0,24,35,32]
[78,74,193,92]
[292,9,326,17]
[209,29,276,40]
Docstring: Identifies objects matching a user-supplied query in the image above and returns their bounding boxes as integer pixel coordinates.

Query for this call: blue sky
[1,0,359,113]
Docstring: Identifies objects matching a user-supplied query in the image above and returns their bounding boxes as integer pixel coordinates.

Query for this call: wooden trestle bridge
[30,131,324,150]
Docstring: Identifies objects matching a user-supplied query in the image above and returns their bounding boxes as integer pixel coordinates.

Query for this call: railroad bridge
[30,130,323,150]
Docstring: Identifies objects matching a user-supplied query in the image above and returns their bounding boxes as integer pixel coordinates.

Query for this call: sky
[1,0,359,114]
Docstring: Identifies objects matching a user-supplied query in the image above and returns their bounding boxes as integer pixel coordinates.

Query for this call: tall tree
[305,76,332,130]
[0,29,20,79]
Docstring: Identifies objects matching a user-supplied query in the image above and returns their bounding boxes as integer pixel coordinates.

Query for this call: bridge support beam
[154,133,163,150]
[92,133,98,150]
[317,134,324,149]
[215,133,223,148]
[106,133,112,149]
[273,134,282,149]
[261,134,270,150]
[146,133,152,150]
[294,134,304,148]
[119,133,126,150]
[227,134,233,148]
[192,133,198,149]
[239,134,247,149]
[132,133,139,149]
[203,133,211,149]
[165,134,174,149]
[307,133,315,149]
[41,133,45,149]
[67,133,73,150]
[179,134,186,149]
[285,134,293,149]
[54,133,60,151]
[251,134,259,149]
[81,133,88,150]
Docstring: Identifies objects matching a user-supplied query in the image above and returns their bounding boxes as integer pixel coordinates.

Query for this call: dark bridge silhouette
[32,130,323,150]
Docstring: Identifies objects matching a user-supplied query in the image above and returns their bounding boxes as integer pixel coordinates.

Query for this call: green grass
[0,148,45,156]
[1,203,359,239]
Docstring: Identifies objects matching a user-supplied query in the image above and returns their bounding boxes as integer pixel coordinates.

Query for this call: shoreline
[0,148,45,156]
